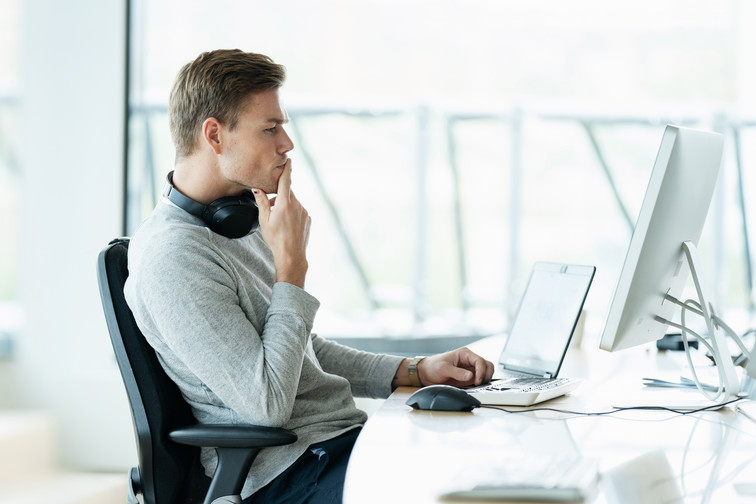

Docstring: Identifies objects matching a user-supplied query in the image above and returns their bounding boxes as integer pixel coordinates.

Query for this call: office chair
[97,237,297,504]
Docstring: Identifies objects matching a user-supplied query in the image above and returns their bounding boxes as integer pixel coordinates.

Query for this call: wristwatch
[408,356,426,387]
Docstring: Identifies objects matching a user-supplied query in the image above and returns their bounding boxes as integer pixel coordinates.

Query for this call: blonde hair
[169,49,286,159]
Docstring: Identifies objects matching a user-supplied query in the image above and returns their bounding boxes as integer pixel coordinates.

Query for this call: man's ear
[201,117,223,154]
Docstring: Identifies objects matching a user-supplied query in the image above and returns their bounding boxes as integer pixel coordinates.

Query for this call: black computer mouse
[405,384,481,412]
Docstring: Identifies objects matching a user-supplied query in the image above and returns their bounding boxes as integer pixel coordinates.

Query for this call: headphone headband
[163,172,206,217]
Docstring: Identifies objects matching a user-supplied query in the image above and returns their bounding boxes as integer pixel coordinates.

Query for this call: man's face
[218,88,294,195]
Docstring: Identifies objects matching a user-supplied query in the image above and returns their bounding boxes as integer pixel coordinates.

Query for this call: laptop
[467,262,596,406]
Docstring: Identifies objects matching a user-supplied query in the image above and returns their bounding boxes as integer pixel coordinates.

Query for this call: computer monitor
[599,124,741,399]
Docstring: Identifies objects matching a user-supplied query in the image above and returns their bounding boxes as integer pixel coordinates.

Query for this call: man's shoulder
[128,200,270,276]
[129,203,217,269]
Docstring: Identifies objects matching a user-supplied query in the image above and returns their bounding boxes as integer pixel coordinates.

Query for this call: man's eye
[265,126,277,133]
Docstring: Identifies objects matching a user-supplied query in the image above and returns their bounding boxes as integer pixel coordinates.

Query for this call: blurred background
[124,0,756,346]
[2,0,756,495]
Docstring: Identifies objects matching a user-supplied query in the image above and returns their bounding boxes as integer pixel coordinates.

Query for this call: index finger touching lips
[277,159,292,197]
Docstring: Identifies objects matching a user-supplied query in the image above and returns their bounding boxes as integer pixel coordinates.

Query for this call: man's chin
[263,184,279,195]
[250,180,279,195]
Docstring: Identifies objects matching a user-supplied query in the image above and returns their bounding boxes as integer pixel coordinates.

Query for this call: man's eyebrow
[268,117,289,125]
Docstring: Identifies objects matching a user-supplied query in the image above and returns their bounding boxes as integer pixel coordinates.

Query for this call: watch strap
[408,356,426,387]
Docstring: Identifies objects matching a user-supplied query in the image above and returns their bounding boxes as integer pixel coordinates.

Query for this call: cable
[712,314,752,358]
[680,300,725,401]
[478,396,745,417]
[675,297,752,358]
[656,294,755,402]
[654,312,725,401]
[662,294,753,360]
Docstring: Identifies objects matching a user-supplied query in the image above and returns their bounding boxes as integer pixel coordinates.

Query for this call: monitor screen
[600,125,724,352]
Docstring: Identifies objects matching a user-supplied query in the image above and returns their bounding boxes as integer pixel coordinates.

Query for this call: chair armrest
[169,424,297,448]
[170,424,298,504]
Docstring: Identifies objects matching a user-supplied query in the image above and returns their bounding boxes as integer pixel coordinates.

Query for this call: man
[124,49,494,503]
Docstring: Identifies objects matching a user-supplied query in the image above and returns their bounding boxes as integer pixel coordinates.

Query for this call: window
[127,1,756,348]
[0,0,21,356]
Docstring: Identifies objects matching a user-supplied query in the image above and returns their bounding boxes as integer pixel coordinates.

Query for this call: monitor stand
[675,240,741,398]
[615,241,742,410]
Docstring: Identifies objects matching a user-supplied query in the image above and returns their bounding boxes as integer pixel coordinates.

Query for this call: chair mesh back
[98,238,207,504]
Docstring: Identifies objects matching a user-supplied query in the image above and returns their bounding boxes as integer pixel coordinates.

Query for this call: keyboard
[440,454,599,502]
[466,377,581,406]
[482,377,572,392]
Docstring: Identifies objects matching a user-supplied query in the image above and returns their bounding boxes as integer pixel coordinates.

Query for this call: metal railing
[3,91,756,349]
[126,102,756,335]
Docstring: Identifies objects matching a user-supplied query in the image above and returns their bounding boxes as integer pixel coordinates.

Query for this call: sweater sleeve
[310,335,404,399]
[126,232,320,427]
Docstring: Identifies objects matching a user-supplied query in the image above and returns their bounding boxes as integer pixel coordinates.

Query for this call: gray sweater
[124,199,404,497]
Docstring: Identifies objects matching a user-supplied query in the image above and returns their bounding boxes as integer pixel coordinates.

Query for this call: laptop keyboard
[481,377,572,393]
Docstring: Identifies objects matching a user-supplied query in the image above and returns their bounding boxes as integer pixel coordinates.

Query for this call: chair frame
[97,237,296,504]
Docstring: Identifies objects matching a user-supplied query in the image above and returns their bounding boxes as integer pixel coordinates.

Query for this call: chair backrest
[97,238,208,504]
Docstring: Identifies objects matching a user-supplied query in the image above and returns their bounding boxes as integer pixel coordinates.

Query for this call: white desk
[344,335,756,503]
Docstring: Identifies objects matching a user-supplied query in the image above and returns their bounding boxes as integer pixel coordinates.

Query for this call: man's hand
[393,347,495,389]
[252,160,311,288]
[418,347,495,387]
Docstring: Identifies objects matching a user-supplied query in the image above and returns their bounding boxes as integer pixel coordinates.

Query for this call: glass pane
[127,0,753,341]
[0,0,21,354]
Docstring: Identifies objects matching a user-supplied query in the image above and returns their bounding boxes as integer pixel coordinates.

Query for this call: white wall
[11,0,136,470]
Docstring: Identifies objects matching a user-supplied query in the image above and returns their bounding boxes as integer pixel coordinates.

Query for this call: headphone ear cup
[163,172,259,238]
[203,193,259,239]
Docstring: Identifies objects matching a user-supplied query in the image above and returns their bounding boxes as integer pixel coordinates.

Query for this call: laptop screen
[499,263,595,377]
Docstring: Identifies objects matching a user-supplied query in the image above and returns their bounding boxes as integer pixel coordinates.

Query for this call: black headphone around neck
[163,171,259,239]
